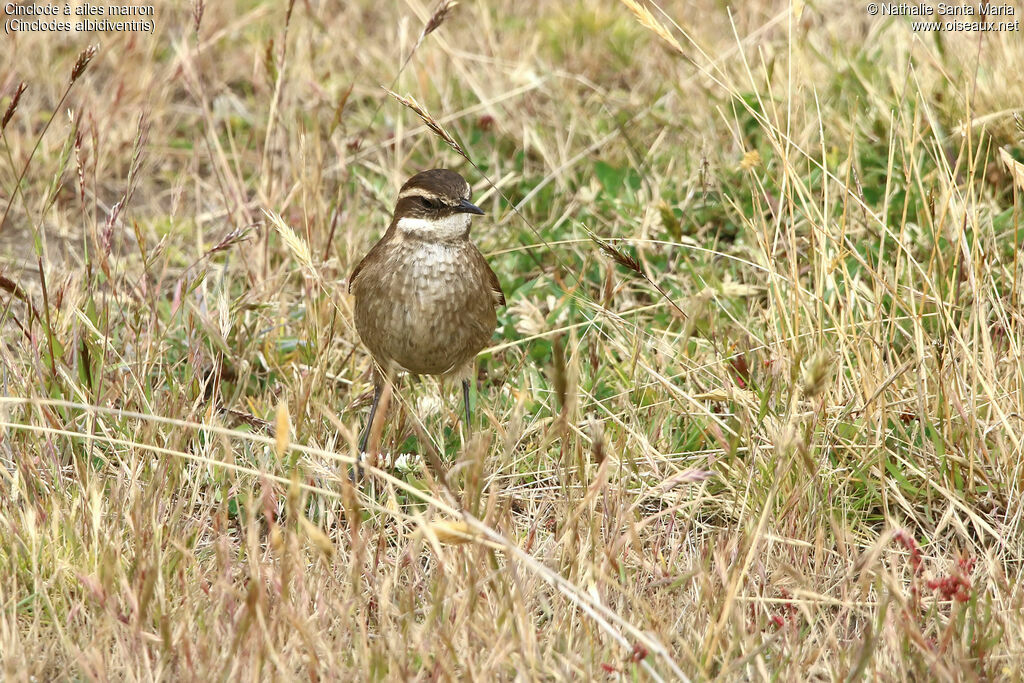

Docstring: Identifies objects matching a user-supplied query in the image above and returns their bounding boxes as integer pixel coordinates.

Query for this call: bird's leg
[358,378,384,455]
[357,368,396,475]
[462,378,472,438]
[352,377,384,482]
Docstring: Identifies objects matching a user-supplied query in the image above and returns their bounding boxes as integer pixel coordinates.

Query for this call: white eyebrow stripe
[398,187,442,201]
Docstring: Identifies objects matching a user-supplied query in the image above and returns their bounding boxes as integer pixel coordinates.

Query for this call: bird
[349,168,505,459]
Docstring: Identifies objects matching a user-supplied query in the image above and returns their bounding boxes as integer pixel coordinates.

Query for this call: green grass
[2,0,1023,679]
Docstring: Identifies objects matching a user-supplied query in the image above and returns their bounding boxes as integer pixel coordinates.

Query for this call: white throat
[396,212,472,241]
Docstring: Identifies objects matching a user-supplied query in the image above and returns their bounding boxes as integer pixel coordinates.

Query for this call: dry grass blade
[655,469,715,492]
[0,274,36,320]
[999,147,1024,192]
[383,88,467,158]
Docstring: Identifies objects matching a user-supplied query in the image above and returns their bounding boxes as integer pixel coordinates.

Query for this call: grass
[1,0,1023,679]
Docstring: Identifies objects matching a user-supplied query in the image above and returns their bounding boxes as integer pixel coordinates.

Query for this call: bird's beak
[457,198,485,215]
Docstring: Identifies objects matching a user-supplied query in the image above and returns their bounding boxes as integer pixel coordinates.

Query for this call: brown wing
[348,254,368,294]
[489,266,505,307]
[476,248,505,308]
[348,229,394,294]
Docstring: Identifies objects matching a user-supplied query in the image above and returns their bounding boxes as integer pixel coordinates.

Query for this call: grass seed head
[423,0,458,38]
[70,45,98,83]
[418,519,476,545]
[591,234,642,275]
[193,0,205,33]
[383,88,467,159]
[1,82,26,133]
[620,0,685,56]
[801,350,831,398]
[275,400,291,460]
[588,416,606,464]
[774,421,803,458]
[740,149,762,171]
[552,335,567,414]
[299,517,336,559]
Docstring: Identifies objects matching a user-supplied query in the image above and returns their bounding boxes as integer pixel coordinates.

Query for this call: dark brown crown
[400,169,471,200]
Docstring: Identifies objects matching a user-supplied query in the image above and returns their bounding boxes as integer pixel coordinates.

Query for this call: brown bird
[349,168,505,456]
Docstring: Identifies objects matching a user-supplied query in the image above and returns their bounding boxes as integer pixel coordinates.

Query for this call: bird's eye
[419,197,440,210]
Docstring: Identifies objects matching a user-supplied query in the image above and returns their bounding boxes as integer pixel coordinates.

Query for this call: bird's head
[391,169,484,241]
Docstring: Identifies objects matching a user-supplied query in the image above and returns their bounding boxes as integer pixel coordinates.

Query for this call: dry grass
[2,0,1023,679]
